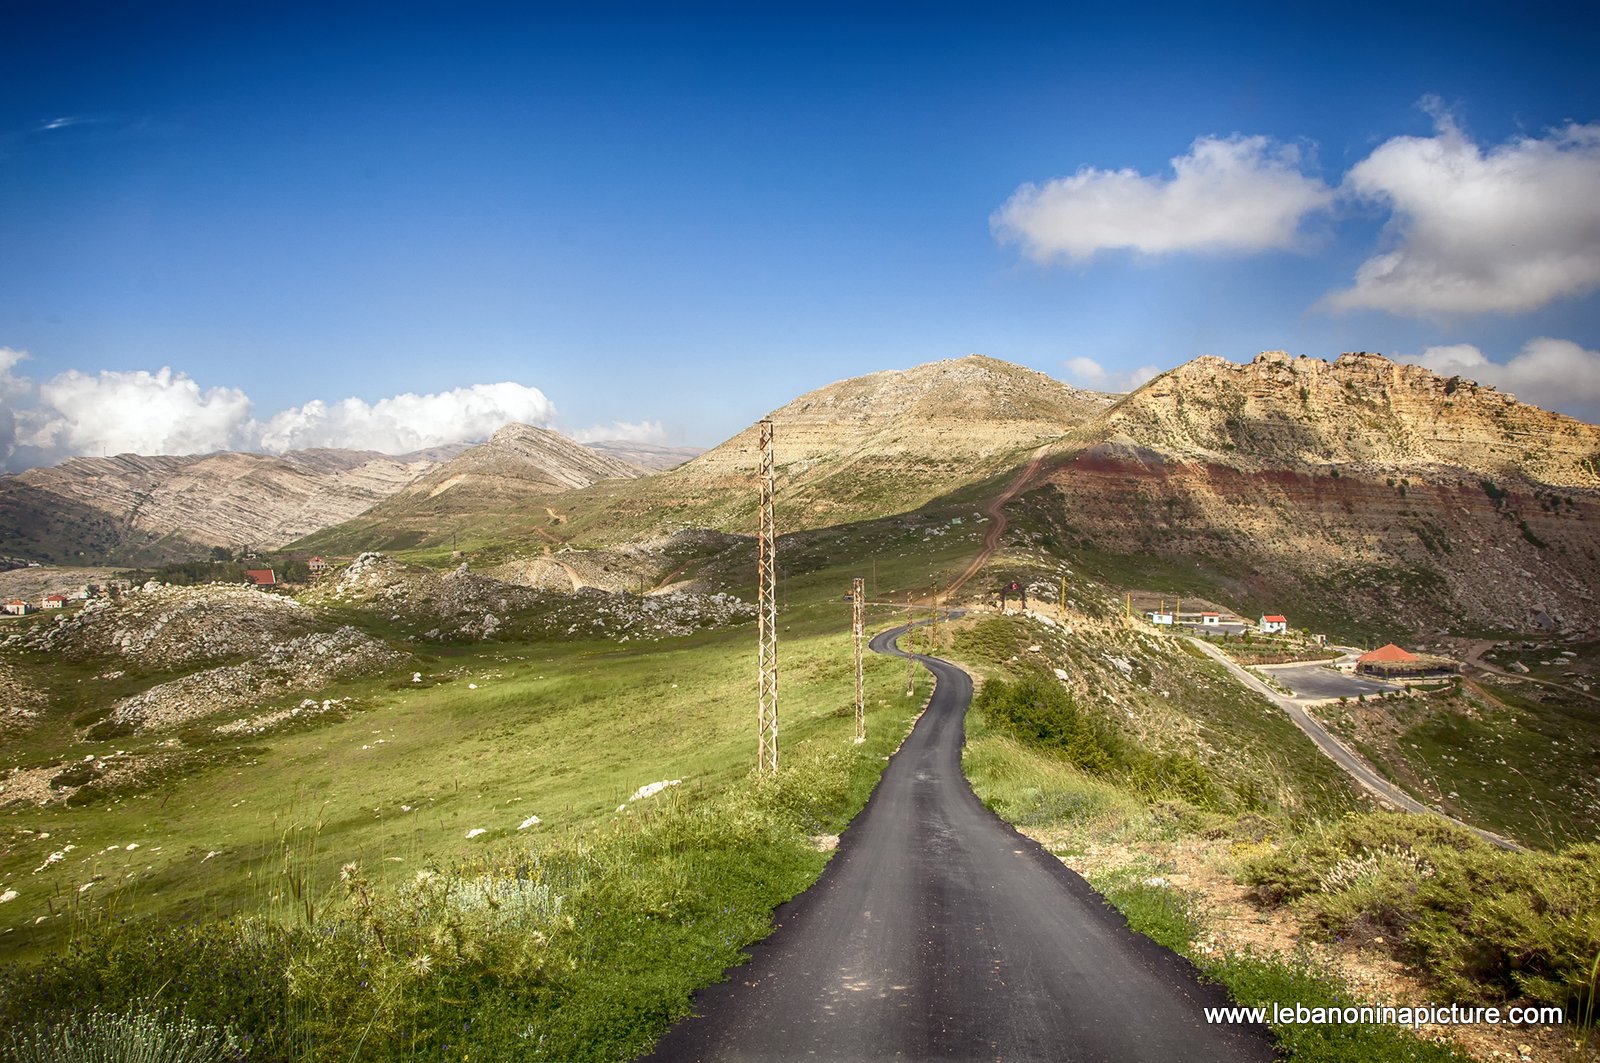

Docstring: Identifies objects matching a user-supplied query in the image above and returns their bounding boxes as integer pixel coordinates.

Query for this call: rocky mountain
[1035,351,1600,636]
[298,356,1115,554]
[292,424,650,553]
[552,354,1118,543]
[392,423,647,504]
[3,446,468,564]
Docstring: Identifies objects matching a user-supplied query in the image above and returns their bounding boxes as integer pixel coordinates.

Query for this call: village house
[3,599,29,616]
[308,557,328,575]
[1259,614,1288,634]
[41,594,67,609]
[244,569,277,588]
[1145,609,1174,626]
[1200,611,1221,626]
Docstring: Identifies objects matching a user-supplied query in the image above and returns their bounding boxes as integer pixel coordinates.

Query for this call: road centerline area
[640,627,1275,1062]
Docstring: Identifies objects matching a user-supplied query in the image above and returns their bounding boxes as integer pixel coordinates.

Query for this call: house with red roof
[1258,614,1288,634]
[1356,643,1458,678]
[3,599,28,616]
[41,594,67,609]
[244,569,277,588]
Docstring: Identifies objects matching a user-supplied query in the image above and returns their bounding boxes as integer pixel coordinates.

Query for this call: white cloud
[24,367,256,458]
[1062,357,1162,393]
[1327,108,1600,315]
[260,382,556,453]
[0,358,562,471]
[569,419,668,445]
[1410,337,1600,419]
[993,135,1333,262]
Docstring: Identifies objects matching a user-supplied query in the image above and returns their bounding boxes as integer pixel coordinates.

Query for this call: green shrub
[1244,813,1600,1013]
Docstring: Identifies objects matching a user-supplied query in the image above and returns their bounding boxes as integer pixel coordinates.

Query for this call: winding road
[642,626,1274,1062]
[1183,638,1522,852]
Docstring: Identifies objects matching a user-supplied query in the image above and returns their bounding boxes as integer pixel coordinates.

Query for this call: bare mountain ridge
[3,427,650,565]
[9,446,467,562]
[384,424,648,506]
[584,440,704,471]
[550,354,1119,543]
[1086,350,1600,486]
[1039,351,1600,635]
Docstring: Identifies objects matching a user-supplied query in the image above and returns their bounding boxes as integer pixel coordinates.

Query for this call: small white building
[1200,611,1221,626]
[1259,614,1288,634]
[1146,609,1175,626]
[41,595,67,610]
[2,599,29,617]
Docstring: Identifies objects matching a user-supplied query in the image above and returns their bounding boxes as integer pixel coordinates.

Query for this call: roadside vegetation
[954,612,1600,1062]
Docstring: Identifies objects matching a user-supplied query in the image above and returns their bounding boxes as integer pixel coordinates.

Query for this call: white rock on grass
[465,828,488,839]
[629,779,682,802]
[0,890,17,903]
[517,815,541,830]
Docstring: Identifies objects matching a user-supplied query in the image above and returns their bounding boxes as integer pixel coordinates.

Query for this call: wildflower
[409,952,434,977]
[340,862,359,882]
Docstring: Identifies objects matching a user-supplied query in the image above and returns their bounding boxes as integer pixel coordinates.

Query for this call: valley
[2,351,1598,1062]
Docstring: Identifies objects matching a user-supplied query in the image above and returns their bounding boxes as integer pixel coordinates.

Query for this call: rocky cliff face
[1090,351,1599,486]
[1040,351,1600,635]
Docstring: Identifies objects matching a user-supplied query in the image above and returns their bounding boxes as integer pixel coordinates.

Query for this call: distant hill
[3,445,468,564]
[293,424,649,554]
[552,354,1118,544]
[583,440,705,471]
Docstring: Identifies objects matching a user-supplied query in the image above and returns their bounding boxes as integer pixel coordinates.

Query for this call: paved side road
[1183,637,1521,851]
[640,626,1275,1062]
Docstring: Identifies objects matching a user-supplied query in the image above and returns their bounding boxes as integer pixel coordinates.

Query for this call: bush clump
[1244,812,1600,1014]
[976,673,1223,808]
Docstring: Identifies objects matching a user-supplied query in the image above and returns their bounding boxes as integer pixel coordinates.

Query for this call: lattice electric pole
[852,577,866,743]
[756,420,779,774]
[904,605,915,696]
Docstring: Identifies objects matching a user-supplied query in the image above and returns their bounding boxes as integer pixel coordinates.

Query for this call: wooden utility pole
[930,579,940,653]
[852,577,866,743]
[756,420,779,774]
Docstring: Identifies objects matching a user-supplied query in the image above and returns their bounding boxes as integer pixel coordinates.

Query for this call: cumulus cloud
[1062,356,1162,393]
[1327,108,1600,315]
[26,367,256,458]
[569,419,669,445]
[992,135,1333,263]
[1410,337,1600,419]
[259,382,556,453]
[0,357,564,471]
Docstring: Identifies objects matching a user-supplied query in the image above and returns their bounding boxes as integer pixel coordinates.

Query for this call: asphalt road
[1257,662,1399,701]
[641,626,1275,1062]
[1183,638,1521,852]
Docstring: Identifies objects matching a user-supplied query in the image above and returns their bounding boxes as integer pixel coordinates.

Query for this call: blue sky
[2,1,1597,466]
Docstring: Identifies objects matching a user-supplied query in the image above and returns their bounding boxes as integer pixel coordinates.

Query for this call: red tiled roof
[1262,615,1287,623]
[1357,643,1419,664]
[244,569,276,586]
